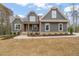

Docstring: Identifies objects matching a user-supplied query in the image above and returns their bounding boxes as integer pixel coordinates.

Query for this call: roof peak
[51,6,59,9]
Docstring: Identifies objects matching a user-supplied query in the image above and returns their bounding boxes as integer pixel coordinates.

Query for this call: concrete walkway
[13,33,79,39]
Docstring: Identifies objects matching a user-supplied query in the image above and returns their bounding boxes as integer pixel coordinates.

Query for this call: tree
[68,26,73,35]
[0,4,13,35]
[71,3,78,32]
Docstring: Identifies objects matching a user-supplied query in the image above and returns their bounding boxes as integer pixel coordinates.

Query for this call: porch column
[28,23,29,32]
[39,21,41,35]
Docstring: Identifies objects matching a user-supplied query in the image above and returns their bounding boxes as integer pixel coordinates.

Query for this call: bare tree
[71,3,78,32]
[72,3,75,32]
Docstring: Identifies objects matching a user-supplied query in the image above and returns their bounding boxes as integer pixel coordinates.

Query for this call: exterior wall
[40,8,68,33]
[42,9,66,20]
[11,18,23,33]
[11,9,68,34]
[26,12,39,32]
[40,22,67,32]
[27,12,39,23]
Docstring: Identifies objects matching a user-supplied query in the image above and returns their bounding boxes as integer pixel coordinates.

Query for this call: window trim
[45,23,50,32]
[14,24,21,30]
[52,10,57,18]
[58,23,63,31]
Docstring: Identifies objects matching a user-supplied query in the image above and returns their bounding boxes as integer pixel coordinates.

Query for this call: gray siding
[41,22,67,32]
[42,9,66,20]
[11,18,23,32]
[27,12,39,23]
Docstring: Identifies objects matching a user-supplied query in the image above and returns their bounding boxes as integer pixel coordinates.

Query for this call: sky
[2,3,79,24]
[3,3,73,16]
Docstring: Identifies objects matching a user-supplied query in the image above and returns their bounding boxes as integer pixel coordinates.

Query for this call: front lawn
[0,37,79,55]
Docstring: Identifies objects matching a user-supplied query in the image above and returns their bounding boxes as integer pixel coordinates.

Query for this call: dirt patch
[0,37,79,55]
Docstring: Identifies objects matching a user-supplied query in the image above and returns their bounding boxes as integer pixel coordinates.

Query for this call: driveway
[13,33,79,39]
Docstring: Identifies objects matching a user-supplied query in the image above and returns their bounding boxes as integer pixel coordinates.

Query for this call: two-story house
[11,7,68,35]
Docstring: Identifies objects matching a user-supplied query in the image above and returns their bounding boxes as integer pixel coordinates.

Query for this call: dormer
[27,11,38,22]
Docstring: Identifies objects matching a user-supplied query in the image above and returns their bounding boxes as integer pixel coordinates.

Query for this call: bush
[17,32,20,35]
[1,35,17,40]
[65,32,68,35]
[35,32,39,36]
[68,27,73,35]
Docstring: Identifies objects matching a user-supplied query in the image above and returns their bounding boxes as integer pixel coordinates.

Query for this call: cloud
[15,3,28,6]
[64,5,79,12]
[34,3,46,8]
[18,15,24,18]
[36,8,42,10]
[1,0,77,7]
[38,13,43,16]
[14,3,47,9]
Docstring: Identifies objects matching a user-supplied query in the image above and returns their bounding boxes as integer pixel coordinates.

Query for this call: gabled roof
[27,11,37,16]
[40,6,68,21]
[11,15,23,23]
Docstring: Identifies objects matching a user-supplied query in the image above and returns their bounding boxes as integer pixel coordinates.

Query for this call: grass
[0,37,79,56]
[0,34,18,40]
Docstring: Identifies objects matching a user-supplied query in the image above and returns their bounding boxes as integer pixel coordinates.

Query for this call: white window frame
[52,10,57,18]
[45,23,50,32]
[29,16,36,22]
[58,23,63,31]
[14,24,21,30]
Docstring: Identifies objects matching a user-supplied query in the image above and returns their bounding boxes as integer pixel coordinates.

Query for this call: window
[58,23,63,31]
[14,24,21,30]
[45,23,50,32]
[32,25,38,31]
[52,10,56,18]
[30,16,35,22]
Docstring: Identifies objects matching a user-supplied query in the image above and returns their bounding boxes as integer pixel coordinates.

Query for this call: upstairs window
[30,16,35,22]
[52,10,57,18]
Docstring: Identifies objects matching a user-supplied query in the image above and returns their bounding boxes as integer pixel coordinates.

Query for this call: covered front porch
[23,24,39,32]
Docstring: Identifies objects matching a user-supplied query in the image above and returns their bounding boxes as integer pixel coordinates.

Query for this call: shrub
[54,32,57,35]
[13,32,16,35]
[65,32,68,35]
[35,32,39,36]
[68,27,73,35]
[17,32,20,35]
